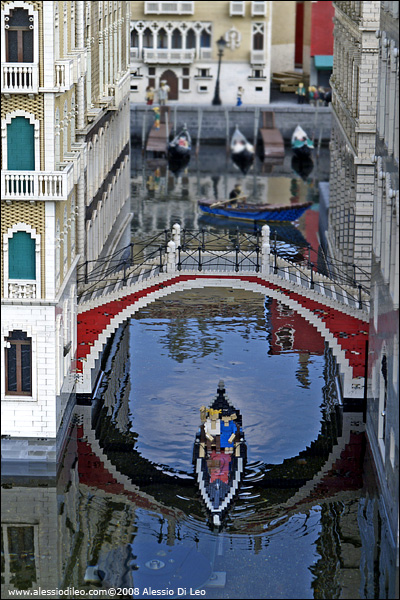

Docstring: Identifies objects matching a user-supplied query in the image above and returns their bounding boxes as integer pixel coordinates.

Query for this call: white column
[166,241,176,273]
[172,223,181,248]
[261,224,270,274]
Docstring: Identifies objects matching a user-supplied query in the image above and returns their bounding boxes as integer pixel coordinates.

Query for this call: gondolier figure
[229,183,243,205]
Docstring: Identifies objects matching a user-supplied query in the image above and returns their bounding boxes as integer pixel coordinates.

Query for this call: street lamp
[212,36,227,106]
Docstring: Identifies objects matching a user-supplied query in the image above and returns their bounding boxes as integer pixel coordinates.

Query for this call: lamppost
[212,36,227,106]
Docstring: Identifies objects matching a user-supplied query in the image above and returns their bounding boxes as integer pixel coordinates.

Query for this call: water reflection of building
[266,297,325,388]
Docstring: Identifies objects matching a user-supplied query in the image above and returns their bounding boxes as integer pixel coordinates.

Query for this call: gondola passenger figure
[236,86,244,106]
[153,106,160,129]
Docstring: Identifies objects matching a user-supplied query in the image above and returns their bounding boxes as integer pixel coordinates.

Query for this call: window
[1,525,36,590]
[143,27,153,48]
[5,331,32,396]
[5,8,33,63]
[172,29,182,49]
[251,69,265,78]
[7,117,35,170]
[200,31,211,48]
[9,232,35,280]
[131,29,138,48]
[197,68,211,77]
[182,67,190,90]
[253,31,264,50]
[186,29,196,49]
[157,28,167,49]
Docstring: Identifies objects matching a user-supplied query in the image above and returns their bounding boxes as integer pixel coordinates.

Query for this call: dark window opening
[131,29,138,47]
[253,32,264,51]
[143,28,153,48]
[6,8,33,63]
[157,28,167,49]
[186,29,196,49]
[172,29,182,49]
[200,31,211,48]
[5,331,32,396]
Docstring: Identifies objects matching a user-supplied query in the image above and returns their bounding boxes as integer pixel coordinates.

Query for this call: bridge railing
[77,225,370,311]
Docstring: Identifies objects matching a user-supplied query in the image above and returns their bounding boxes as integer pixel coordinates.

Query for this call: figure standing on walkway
[236,86,244,106]
[296,82,306,104]
[145,86,155,105]
[158,80,170,105]
[153,106,160,129]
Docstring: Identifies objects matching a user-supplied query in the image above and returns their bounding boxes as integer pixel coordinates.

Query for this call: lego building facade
[1,1,131,463]
[326,1,381,288]
[128,0,302,105]
[367,0,399,579]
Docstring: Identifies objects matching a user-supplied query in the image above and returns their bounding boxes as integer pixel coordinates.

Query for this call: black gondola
[193,380,246,527]
[167,125,191,160]
[231,126,255,174]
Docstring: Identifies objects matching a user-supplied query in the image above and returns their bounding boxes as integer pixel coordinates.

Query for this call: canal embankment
[130,102,332,144]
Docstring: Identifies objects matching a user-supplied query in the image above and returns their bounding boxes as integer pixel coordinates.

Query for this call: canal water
[2,145,394,599]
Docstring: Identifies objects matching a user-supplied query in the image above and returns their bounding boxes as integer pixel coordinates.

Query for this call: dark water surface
[2,145,393,600]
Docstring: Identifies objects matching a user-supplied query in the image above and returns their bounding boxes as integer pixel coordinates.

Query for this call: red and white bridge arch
[76,274,369,400]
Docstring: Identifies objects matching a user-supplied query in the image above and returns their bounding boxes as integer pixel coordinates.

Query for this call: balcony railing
[1,163,75,202]
[144,1,194,14]
[7,281,37,300]
[143,48,196,64]
[109,71,131,109]
[1,63,39,94]
[250,50,266,65]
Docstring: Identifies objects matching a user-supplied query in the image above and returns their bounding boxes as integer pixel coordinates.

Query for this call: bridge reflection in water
[1,290,395,598]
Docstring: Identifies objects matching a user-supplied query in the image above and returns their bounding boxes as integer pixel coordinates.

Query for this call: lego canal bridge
[76,225,370,404]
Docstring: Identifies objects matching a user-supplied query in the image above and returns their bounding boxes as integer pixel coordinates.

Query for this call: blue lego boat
[198,197,312,223]
[193,381,246,527]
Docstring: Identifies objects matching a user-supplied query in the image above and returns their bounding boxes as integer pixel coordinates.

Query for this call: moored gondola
[291,125,314,159]
[231,125,255,174]
[167,124,191,160]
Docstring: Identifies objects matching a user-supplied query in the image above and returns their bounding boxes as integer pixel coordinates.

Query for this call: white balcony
[1,63,39,94]
[199,48,213,60]
[252,1,267,16]
[7,281,37,300]
[109,71,131,109]
[250,50,266,65]
[130,48,139,62]
[230,1,245,16]
[144,1,194,14]
[54,52,86,91]
[143,48,196,64]
[1,162,75,202]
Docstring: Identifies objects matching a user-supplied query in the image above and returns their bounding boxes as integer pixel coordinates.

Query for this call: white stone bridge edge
[76,277,365,400]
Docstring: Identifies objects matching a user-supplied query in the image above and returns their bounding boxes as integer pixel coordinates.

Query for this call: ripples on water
[87,288,371,599]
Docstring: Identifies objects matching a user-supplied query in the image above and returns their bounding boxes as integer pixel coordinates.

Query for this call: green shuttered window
[9,232,36,280]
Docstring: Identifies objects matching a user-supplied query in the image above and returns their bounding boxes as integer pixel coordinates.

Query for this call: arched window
[131,29,138,47]
[157,28,167,49]
[9,232,35,280]
[63,101,68,156]
[253,31,264,50]
[186,29,196,49]
[5,330,32,396]
[143,27,153,48]
[63,207,68,277]
[172,29,182,49]
[5,7,33,62]
[7,117,35,170]
[56,219,61,290]
[200,30,211,48]
[55,109,61,167]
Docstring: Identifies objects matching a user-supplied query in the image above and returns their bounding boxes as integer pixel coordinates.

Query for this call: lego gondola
[193,381,246,527]
[167,124,191,160]
[291,125,314,159]
[231,125,254,174]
